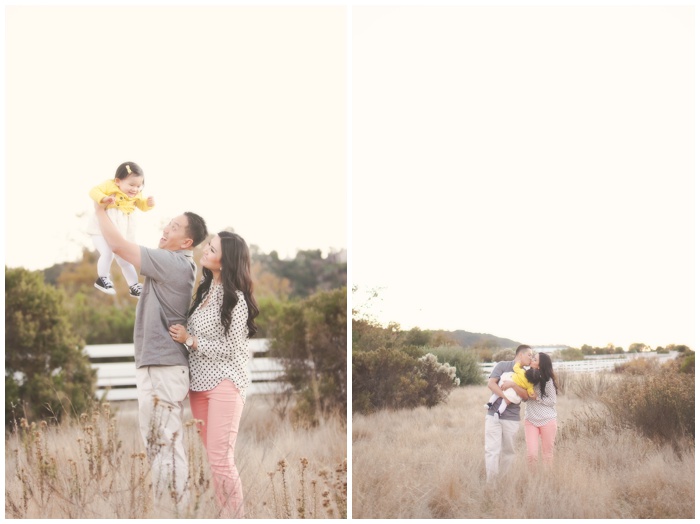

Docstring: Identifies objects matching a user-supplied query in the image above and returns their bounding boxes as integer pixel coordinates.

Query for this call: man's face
[520,349,534,367]
[159,215,192,251]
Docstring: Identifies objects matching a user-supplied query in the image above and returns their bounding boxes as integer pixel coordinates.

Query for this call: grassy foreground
[352,381,694,519]
[5,395,347,519]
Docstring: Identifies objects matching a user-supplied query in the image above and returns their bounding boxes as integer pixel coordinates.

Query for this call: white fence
[85,338,286,401]
[479,352,679,378]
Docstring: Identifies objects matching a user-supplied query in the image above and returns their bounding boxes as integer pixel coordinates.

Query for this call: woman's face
[200,235,223,273]
[530,353,540,369]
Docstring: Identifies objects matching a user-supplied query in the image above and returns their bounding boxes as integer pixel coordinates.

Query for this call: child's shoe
[129,283,143,298]
[484,402,493,409]
[94,277,116,295]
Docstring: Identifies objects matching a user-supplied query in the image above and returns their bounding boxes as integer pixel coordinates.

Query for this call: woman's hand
[169,324,188,344]
[101,195,116,206]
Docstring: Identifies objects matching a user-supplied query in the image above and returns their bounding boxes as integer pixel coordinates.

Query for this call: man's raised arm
[94,203,142,269]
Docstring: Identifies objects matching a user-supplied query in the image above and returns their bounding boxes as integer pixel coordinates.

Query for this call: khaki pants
[484,414,520,482]
[136,365,190,514]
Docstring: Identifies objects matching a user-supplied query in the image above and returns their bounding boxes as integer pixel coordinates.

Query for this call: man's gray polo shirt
[487,360,522,421]
[133,246,196,368]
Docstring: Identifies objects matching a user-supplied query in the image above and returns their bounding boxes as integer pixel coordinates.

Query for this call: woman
[524,352,558,467]
[169,231,259,517]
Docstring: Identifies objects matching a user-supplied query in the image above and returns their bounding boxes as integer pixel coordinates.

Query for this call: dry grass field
[352,379,695,519]
[5,395,347,519]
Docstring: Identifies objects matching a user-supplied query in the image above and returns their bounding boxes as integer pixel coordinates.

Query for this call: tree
[254,249,346,299]
[5,267,96,426]
[628,342,650,353]
[268,287,347,425]
[403,326,432,348]
[555,348,585,361]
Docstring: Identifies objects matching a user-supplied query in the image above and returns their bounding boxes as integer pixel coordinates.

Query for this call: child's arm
[135,193,155,211]
[94,202,141,269]
[89,180,117,205]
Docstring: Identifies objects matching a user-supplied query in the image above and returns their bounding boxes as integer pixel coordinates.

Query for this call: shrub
[423,346,483,386]
[417,354,460,407]
[601,361,694,445]
[352,349,459,414]
[352,348,427,414]
[492,349,515,362]
[613,357,656,376]
[679,352,694,374]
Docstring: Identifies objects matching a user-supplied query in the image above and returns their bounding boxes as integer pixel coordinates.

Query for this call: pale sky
[2,3,698,352]
[352,5,696,350]
[3,5,346,271]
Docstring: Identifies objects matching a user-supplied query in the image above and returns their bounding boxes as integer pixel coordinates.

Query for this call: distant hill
[435,329,521,349]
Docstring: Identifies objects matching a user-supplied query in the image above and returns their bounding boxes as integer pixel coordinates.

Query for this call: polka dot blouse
[187,283,250,402]
[524,378,557,427]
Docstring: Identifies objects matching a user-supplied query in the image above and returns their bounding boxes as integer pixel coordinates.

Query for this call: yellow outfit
[511,362,535,397]
[89,179,153,215]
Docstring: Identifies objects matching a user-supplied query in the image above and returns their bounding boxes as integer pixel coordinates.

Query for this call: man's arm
[94,203,141,269]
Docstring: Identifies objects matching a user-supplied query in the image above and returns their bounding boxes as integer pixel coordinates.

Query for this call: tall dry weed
[352,384,694,518]
[5,395,346,519]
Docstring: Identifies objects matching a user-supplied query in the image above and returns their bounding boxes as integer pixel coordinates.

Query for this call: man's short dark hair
[515,344,532,356]
[184,212,208,247]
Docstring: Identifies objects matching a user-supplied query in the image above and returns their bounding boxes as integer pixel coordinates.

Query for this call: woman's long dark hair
[536,352,558,398]
[188,231,259,337]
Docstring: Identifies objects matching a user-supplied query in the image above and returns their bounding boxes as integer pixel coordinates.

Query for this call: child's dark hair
[115,161,144,180]
[525,367,542,386]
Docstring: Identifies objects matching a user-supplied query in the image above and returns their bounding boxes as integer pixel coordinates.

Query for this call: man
[484,344,534,481]
[95,204,208,511]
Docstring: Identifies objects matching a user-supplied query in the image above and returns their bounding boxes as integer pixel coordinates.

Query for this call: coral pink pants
[189,380,245,517]
[524,419,557,465]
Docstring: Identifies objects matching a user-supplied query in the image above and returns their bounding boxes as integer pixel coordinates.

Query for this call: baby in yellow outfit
[87,161,155,297]
[485,362,541,418]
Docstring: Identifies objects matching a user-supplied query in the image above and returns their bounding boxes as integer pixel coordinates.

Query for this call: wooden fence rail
[85,338,286,401]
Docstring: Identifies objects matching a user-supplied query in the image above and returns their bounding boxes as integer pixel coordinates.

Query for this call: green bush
[5,267,96,426]
[268,287,346,426]
[679,352,694,374]
[423,346,483,386]
[352,348,459,414]
[417,353,460,407]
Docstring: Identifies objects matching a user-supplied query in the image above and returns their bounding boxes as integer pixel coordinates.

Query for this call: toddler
[485,363,541,419]
[87,161,154,297]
